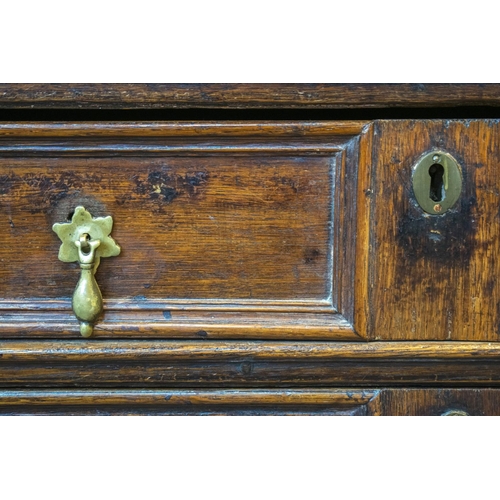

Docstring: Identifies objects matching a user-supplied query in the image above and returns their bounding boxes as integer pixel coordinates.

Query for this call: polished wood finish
[0,84,500,109]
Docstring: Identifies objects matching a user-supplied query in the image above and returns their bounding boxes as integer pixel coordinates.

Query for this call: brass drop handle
[53,206,121,337]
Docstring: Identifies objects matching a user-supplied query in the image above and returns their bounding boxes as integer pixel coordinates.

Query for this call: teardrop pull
[53,206,121,337]
[73,239,103,337]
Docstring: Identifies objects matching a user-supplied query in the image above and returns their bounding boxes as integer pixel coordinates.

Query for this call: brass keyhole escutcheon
[52,206,121,337]
[412,150,462,215]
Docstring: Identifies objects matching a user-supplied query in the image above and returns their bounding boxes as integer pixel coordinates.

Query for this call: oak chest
[1,84,500,415]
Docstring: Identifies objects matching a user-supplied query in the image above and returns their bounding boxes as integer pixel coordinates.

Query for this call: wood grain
[0,388,500,416]
[371,389,500,416]
[3,340,500,361]
[0,388,376,406]
[2,340,500,388]
[3,87,500,415]
[369,120,500,340]
[0,121,367,339]
[0,84,499,109]
[0,309,356,340]
[1,157,332,301]
[2,388,500,415]
[0,388,377,415]
[0,121,366,137]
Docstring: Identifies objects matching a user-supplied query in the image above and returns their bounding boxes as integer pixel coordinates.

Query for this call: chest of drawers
[1,83,500,415]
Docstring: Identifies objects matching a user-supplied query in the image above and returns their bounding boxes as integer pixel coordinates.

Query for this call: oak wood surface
[0,388,377,415]
[0,84,499,109]
[2,93,500,414]
[4,339,500,361]
[2,340,500,388]
[372,389,500,416]
[369,120,500,340]
[0,121,366,136]
[0,121,365,340]
[3,119,500,341]
[0,388,498,415]
[0,309,356,339]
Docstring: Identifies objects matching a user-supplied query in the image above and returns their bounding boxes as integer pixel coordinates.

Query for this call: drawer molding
[0,388,379,415]
[0,308,357,340]
[1,84,499,109]
[1,340,500,388]
[1,388,499,415]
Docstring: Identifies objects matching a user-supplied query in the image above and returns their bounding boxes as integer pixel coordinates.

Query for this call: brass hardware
[441,410,469,416]
[412,150,462,215]
[53,206,120,337]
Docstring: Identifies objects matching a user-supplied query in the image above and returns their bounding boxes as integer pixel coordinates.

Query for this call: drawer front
[1,119,499,341]
[0,122,366,340]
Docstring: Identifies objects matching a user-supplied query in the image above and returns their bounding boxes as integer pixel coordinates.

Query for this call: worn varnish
[0,388,499,415]
[369,120,500,340]
[2,340,500,388]
[1,84,500,415]
[1,157,332,301]
[1,84,500,109]
[0,121,365,340]
[0,389,378,415]
[2,119,500,342]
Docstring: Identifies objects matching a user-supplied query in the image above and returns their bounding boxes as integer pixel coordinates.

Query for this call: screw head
[433,154,440,162]
[434,204,442,213]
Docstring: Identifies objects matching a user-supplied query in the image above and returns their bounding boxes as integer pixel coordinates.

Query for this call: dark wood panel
[372,389,500,416]
[0,84,499,109]
[369,120,500,340]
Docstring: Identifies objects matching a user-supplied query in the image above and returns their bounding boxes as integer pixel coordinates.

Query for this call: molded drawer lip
[0,386,494,415]
[0,120,371,341]
[0,388,378,415]
[1,340,500,388]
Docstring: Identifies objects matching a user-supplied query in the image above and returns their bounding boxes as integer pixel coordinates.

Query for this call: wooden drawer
[0,121,366,340]
[1,119,500,341]
[1,85,500,416]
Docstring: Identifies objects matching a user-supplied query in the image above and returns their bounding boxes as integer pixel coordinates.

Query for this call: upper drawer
[0,120,498,341]
[0,121,364,340]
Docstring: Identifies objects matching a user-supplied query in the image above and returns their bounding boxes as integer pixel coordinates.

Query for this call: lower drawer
[0,388,494,415]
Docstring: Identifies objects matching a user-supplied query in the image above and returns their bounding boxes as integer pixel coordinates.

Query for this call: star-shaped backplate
[52,206,121,271]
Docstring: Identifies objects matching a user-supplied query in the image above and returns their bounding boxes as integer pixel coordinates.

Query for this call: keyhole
[429,163,445,202]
